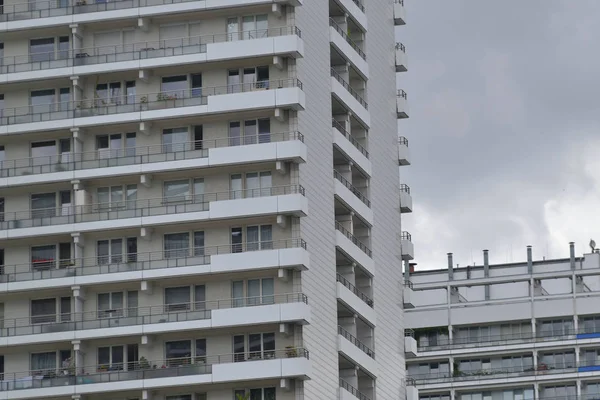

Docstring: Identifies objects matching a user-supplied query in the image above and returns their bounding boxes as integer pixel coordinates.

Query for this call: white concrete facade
[0,0,407,399]
[404,243,600,400]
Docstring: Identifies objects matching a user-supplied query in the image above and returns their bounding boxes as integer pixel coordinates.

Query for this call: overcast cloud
[397,1,600,270]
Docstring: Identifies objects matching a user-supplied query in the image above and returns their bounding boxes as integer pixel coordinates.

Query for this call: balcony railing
[335,221,372,257]
[1,27,302,74]
[331,119,369,158]
[401,231,412,242]
[338,325,375,358]
[0,348,309,391]
[0,131,304,178]
[0,185,305,230]
[397,89,408,99]
[0,78,303,126]
[330,68,369,110]
[395,42,406,52]
[333,170,370,207]
[336,273,374,307]
[0,238,307,283]
[0,293,307,337]
[328,18,366,60]
[398,136,409,146]
[350,0,365,12]
[340,379,371,400]
[400,184,411,195]
[395,0,404,4]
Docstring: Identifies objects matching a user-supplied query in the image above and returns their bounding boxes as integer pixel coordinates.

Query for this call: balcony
[404,330,418,358]
[333,0,367,32]
[0,78,305,135]
[397,89,409,119]
[403,280,414,309]
[0,185,307,240]
[395,43,408,72]
[332,119,370,175]
[0,27,303,84]
[336,274,375,325]
[0,293,309,345]
[335,221,374,275]
[0,238,309,291]
[401,231,414,260]
[400,184,413,213]
[338,326,377,376]
[0,348,310,396]
[0,132,306,188]
[394,0,407,25]
[340,379,371,400]
[328,18,369,78]
[398,136,411,166]
[331,69,370,126]
[0,0,303,30]
[406,385,419,400]
[334,170,373,223]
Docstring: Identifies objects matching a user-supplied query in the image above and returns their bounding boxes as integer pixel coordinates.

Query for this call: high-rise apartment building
[404,244,600,400]
[0,0,409,399]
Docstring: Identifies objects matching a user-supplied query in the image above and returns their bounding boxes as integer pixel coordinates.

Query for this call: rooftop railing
[0,238,307,283]
[333,170,371,207]
[0,27,302,74]
[335,221,372,257]
[338,325,375,358]
[336,273,374,307]
[0,131,304,178]
[0,348,309,391]
[331,119,369,158]
[0,185,304,230]
[328,18,366,60]
[340,379,371,400]
[330,68,369,110]
[0,78,303,126]
[0,293,307,337]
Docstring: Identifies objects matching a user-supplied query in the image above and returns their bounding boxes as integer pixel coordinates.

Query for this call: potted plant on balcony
[236,394,250,400]
[285,346,298,358]
[137,356,151,370]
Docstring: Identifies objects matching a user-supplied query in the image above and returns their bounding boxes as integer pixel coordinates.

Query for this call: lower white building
[404,243,600,400]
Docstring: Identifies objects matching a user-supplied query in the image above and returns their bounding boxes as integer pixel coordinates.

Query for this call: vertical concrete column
[570,242,576,270]
[447,253,453,280]
[483,249,490,300]
[527,245,533,273]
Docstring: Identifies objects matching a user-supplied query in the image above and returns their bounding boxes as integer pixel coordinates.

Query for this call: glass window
[31,352,56,374]
[161,76,187,98]
[231,227,243,253]
[31,140,57,165]
[229,121,241,146]
[125,132,136,157]
[164,180,190,203]
[194,285,205,310]
[31,192,56,218]
[162,127,188,153]
[246,225,272,251]
[30,38,55,62]
[31,244,56,270]
[227,17,239,41]
[164,233,190,259]
[233,335,245,362]
[165,340,191,366]
[97,292,124,318]
[97,239,123,265]
[31,298,56,324]
[228,70,241,93]
[98,346,124,370]
[165,287,191,311]
[125,81,136,104]
[193,231,205,256]
[31,89,56,114]
[193,178,204,203]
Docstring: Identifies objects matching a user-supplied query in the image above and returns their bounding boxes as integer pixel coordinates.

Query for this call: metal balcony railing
[0,78,303,126]
[398,136,409,146]
[340,379,371,400]
[0,293,307,337]
[333,170,371,207]
[400,184,411,195]
[331,119,369,158]
[338,325,375,358]
[395,42,406,52]
[328,18,366,60]
[395,0,404,4]
[401,231,412,242]
[404,329,415,337]
[404,280,414,289]
[0,185,305,230]
[336,273,374,307]
[0,348,309,391]
[0,27,302,74]
[0,131,304,178]
[397,89,408,99]
[330,68,369,110]
[335,221,372,257]
[350,0,365,12]
[0,238,307,283]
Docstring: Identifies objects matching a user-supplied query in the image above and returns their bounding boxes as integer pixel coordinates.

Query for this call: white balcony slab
[0,0,301,32]
[335,0,367,31]
[336,281,376,325]
[0,193,306,240]
[338,334,377,376]
[332,126,371,176]
[395,46,408,72]
[398,140,411,165]
[335,230,375,276]
[211,357,310,383]
[394,1,407,25]
[331,77,370,128]
[334,180,373,224]
[400,190,413,213]
[403,286,414,308]
[0,87,305,136]
[329,26,369,80]
[404,335,418,358]
[0,140,306,188]
[397,94,409,119]
[401,238,414,260]
[211,301,310,327]
[407,386,419,400]
[0,35,303,85]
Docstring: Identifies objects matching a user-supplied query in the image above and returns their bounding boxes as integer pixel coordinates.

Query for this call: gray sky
[397,1,600,270]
